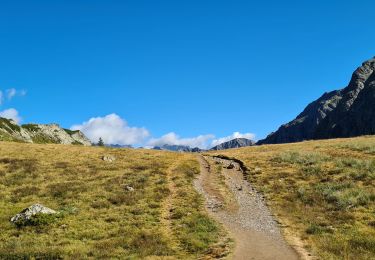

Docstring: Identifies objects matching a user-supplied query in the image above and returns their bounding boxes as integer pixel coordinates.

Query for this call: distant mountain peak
[258,56,375,144]
[210,138,255,150]
[153,144,202,152]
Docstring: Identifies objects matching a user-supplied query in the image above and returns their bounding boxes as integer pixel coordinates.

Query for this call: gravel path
[195,155,299,260]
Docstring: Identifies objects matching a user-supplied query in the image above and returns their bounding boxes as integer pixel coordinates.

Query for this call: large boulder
[10,204,57,224]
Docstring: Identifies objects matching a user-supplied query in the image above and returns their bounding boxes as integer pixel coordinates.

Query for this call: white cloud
[19,90,27,96]
[0,88,27,104]
[6,88,17,100]
[71,114,150,145]
[0,108,22,124]
[210,132,256,147]
[148,132,215,149]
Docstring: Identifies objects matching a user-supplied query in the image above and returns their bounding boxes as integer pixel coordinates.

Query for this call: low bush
[14,213,62,228]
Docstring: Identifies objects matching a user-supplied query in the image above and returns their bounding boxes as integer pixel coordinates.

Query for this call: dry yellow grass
[0,142,223,259]
[211,136,375,259]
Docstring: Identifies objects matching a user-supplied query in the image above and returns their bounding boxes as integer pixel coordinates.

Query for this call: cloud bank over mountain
[148,132,215,149]
[211,132,256,147]
[71,114,150,145]
[71,114,255,148]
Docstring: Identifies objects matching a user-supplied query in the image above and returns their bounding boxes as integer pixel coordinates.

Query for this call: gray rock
[10,204,57,223]
[125,186,135,192]
[102,155,116,162]
[258,56,375,144]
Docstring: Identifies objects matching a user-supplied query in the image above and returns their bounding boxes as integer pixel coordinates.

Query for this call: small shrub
[54,162,69,169]
[22,124,40,132]
[296,187,314,205]
[179,213,219,253]
[128,229,174,257]
[0,158,38,174]
[300,164,322,176]
[91,199,111,209]
[130,165,149,172]
[153,186,170,200]
[31,134,57,144]
[11,186,40,202]
[175,161,200,179]
[315,183,373,209]
[63,129,79,135]
[47,181,87,199]
[306,223,333,235]
[341,142,375,155]
[14,213,61,228]
[108,192,141,206]
[0,251,63,260]
[348,233,375,253]
[273,151,329,166]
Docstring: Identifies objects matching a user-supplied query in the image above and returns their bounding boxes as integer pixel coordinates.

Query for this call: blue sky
[0,1,374,147]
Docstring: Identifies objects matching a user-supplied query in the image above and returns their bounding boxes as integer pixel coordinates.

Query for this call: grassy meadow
[0,142,224,259]
[212,136,375,259]
[2,136,375,259]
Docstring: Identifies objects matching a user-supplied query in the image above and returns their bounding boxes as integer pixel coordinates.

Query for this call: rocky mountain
[107,144,133,148]
[210,138,255,150]
[153,144,202,152]
[0,117,91,145]
[258,56,375,145]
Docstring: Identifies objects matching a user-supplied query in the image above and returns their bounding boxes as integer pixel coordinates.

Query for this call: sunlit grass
[211,136,375,259]
[0,142,222,259]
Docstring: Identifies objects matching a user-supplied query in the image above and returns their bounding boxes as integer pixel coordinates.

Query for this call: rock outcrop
[258,56,375,144]
[0,118,91,145]
[210,138,255,150]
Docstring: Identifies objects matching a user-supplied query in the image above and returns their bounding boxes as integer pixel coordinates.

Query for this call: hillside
[2,136,375,259]
[212,136,375,259]
[0,142,227,259]
[259,56,375,144]
[0,117,91,145]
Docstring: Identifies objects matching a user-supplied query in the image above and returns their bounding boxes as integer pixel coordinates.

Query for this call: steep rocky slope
[0,117,91,145]
[210,138,255,150]
[259,56,375,144]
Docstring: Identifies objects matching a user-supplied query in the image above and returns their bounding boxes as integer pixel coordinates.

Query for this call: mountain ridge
[210,138,255,150]
[153,144,202,152]
[0,117,91,145]
[258,56,375,144]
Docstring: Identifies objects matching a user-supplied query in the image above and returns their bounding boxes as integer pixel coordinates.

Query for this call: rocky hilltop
[210,138,255,150]
[0,117,91,145]
[258,56,375,144]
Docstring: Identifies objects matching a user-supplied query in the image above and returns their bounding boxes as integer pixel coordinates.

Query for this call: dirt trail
[195,155,300,260]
